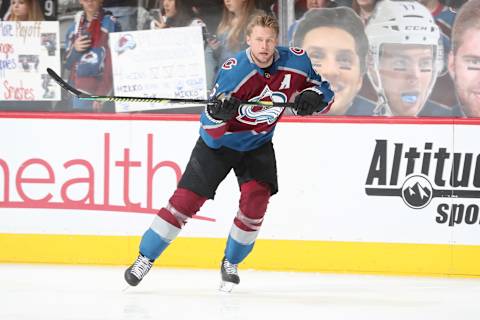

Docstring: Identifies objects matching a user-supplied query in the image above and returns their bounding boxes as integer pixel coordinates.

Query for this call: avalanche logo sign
[236,85,286,125]
[115,34,136,55]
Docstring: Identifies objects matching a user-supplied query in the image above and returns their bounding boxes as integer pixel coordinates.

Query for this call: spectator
[448,0,480,117]
[103,0,138,31]
[3,0,44,21]
[287,0,336,43]
[204,0,263,89]
[193,0,224,33]
[351,0,380,25]
[64,0,121,112]
[292,7,374,115]
[365,0,450,117]
[145,0,205,29]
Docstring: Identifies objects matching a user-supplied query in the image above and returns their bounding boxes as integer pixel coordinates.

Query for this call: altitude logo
[364,140,480,227]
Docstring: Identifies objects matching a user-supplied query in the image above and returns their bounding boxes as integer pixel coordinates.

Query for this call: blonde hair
[217,0,259,51]
[451,0,480,54]
[7,0,45,21]
[246,14,279,37]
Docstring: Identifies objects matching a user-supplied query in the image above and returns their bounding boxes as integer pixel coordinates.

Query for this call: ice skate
[124,254,153,286]
[219,256,240,292]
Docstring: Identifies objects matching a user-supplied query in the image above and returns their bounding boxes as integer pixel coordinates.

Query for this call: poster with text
[0,21,61,101]
[109,26,208,112]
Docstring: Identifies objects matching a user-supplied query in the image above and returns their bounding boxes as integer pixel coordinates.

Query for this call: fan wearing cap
[365,0,451,117]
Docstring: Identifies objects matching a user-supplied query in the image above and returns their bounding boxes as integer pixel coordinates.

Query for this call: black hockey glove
[206,95,241,121]
[294,81,334,116]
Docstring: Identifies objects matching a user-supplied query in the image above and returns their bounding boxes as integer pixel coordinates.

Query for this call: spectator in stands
[292,7,374,115]
[365,0,450,117]
[193,0,224,33]
[103,0,138,31]
[287,0,336,43]
[204,0,263,89]
[145,0,205,29]
[64,0,121,112]
[351,0,380,25]
[448,0,480,117]
[3,0,44,21]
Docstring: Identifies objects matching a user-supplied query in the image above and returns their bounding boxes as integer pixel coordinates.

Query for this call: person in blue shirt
[124,14,334,292]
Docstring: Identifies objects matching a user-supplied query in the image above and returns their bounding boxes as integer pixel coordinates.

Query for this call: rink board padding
[1,113,480,276]
[1,233,480,277]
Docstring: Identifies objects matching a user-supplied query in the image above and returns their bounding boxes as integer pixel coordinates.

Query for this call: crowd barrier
[1,112,479,277]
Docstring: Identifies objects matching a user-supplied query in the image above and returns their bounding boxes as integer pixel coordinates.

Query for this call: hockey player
[365,0,451,117]
[124,14,334,292]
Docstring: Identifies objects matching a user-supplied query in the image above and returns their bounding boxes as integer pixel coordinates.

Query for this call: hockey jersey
[200,46,326,152]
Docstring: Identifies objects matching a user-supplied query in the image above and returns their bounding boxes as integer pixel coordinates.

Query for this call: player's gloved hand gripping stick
[293,81,334,116]
[206,95,241,121]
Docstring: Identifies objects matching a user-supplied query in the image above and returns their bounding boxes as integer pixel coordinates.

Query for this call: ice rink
[1,264,479,320]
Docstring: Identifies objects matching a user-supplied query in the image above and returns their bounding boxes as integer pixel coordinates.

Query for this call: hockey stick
[46,68,296,108]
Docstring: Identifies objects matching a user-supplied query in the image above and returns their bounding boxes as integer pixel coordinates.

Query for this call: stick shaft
[46,68,296,108]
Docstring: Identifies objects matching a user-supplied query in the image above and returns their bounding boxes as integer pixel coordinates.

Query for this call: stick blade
[46,68,86,97]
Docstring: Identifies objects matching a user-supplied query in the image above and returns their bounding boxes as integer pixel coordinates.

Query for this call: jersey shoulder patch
[289,47,306,56]
[221,58,238,70]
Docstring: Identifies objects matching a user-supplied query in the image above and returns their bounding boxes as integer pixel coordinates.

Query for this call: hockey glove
[206,95,241,121]
[294,81,334,116]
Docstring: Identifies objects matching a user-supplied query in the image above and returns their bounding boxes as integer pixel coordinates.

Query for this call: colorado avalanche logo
[222,58,237,70]
[115,34,136,55]
[289,47,305,56]
[236,85,287,125]
[80,51,99,64]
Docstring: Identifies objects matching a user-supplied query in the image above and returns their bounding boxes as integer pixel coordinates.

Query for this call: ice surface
[1,264,479,320]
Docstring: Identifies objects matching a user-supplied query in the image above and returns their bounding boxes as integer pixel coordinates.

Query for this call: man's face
[302,27,363,115]
[246,26,278,68]
[377,43,435,116]
[448,28,480,117]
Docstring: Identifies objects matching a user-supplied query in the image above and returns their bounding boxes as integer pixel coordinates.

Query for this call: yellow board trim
[1,233,480,277]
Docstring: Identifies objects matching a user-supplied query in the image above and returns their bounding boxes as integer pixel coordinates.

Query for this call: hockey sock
[139,216,180,260]
[224,180,270,264]
[139,188,207,260]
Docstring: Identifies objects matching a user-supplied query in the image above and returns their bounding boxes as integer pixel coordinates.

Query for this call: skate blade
[219,281,236,293]
[122,285,131,292]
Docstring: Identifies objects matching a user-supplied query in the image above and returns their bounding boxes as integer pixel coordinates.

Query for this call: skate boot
[219,256,240,292]
[124,254,153,286]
